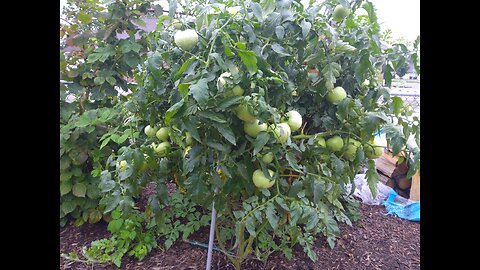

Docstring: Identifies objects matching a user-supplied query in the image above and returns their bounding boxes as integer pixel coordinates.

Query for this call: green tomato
[232,85,244,96]
[244,119,268,138]
[326,136,344,152]
[343,139,361,161]
[333,5,350,21]
[171,19,182,29]
[144,125,158,137]
[235,104,256,123]
[226,85,244,97]
[364,139,384,159]
[252,169,275,189]
[269,123,291,144]
[116,160,128,172]
[227,6,241,15]
[285,110,303,132]
[327,86,347,103]
[262,152,274,164]
[174,29,198,50]
[154,142,171,157]
[156,127,170,142]
[317,136,326,148]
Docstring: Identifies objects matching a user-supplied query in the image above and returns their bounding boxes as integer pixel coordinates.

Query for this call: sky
[370,0,420,42]
[60,0,420,42]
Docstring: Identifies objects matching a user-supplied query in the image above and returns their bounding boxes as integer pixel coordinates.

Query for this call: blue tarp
[384,189,420,222]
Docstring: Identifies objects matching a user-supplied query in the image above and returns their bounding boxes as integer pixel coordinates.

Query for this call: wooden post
[409,171,420,201]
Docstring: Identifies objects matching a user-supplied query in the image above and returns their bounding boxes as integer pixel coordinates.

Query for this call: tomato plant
[120,0,420,266]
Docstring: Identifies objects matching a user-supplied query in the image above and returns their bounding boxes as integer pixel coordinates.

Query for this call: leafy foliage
[60,0,154,226]
[82,192,210,267]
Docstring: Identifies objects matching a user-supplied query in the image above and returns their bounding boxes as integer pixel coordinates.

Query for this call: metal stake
[205,200,217,270]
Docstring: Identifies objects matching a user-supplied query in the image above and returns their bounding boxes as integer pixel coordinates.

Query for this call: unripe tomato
[244,119,268,138]
[235,104,256,123]
[364,138,384,159]
[343,139,361,161]
[174,29,199,50]
[285,110,303,132]
[333,5,350,21]
[252,169,275,189]
[317,136,326,148]
[261,152,274,164]
[269,123,291,144]
[156,127,170,142]
[154,142,171,157]
[327,86,347,103]
[144,125,158,137]
[326,136,344,152]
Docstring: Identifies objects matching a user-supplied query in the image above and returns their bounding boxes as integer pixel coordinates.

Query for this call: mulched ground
[60,186,420,270]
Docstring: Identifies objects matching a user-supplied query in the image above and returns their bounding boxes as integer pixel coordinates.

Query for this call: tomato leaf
[212,122,236,145]
[266,204,279,230]
[311,179,324,205]
[189,78,209,109]
[300,20,312,38]
[361,112,388,136]
[391,96,404,116]
[406,148,420,179]
[261,0,276,17]
[218,96,243,110]
[197,111,227,123]
[285,152,302,172]
[366,160,379,199]
[107,219,124,233]
[168,0,177,19]
[271,43,290,56]
[78,11,92,24]
[174,57,196,81]
[164,99,185,125]
[275,26,285,39]
[322,62,341,90]
[103,192,121,213]
[289,202,302,226]
[252,2,264,21]
[383,63,394,87]
[183,146,203,174]
[245,216,256,237]
[253,132,270,155]
[238,51,258,75]
[183,117,201,142]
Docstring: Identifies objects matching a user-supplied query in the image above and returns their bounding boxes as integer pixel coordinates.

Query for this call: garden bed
[60,203,420,269]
